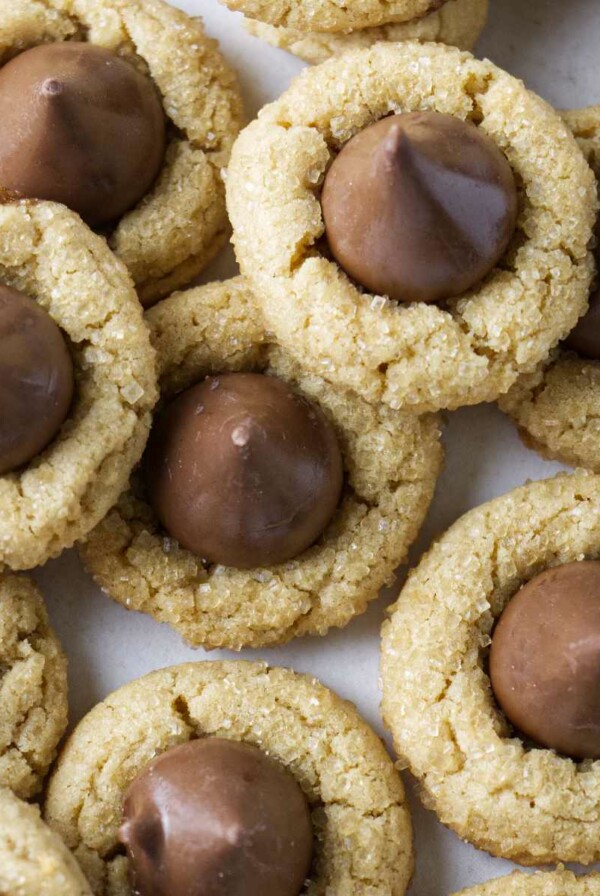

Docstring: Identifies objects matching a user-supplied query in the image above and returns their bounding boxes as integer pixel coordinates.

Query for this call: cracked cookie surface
[381,471,600,865]
[0,201,157,572]
[219,0,443,33]
[0,0,244,306]
[0,573,67,799]
[44,661,414,896]
[245,0,488,63]
[227,42,597,413]
[0,788,92,896]
[500,106,600,472]
[79,277,443,650]
[453,870,600,896]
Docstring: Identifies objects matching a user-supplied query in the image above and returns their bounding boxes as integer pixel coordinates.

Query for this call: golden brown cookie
[0,0,244,306]
[0,788,92,896]
[227,42,597,414]
[381,470,600,866]
[565,106,600,171]
[0,573,67,799]
[79,277,443,650]
[0,201,157,571]
[246,0,489,63]
[219,0,442,32]
[453,870,600,896]
[45,661,414,896]
[500,106,600,472]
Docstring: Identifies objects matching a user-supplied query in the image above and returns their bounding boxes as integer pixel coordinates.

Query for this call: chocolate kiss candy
[321,111,518,304]
[119,738,314,896]
[145,372,344,569]
[490,560,600,760]
[0,284,74,475]
[0,42,166,226]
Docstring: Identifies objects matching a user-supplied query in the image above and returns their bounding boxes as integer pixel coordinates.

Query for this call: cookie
[79,277,443,650]
[453,870,600,896]
[381,470,600,866]
[0,0,244,307]
[246,0,489,63]
[0,573,67,799]
[0,788,92,896]
[227,41,597,414]
[44,661,414,896]
[499,106,600,472]
[0,201,157,572]
[564,106,600,171]
[219,0,441,33]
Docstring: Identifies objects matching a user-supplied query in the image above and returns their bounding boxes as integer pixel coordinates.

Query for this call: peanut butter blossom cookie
[44,661,414,896]
[246,0,489,64]
[453,870,600,896]
[227,42,597,413]
[79,277,442,650]
[0,0,244,306]
[0,788,92,896]
[0,201,157,571]
[382,470,600,865]
[0,574,68,799]
[500,106,600,472]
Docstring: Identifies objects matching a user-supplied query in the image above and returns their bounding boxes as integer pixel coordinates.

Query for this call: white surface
[34,2,599,892]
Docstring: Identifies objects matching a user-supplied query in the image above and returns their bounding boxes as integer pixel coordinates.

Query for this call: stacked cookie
[0,2,426,893]
[0,0,599,894]
[0,0,246,575]
[220,31,600,890]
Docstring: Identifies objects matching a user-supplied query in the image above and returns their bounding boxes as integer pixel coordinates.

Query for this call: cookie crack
[172,695,195,734]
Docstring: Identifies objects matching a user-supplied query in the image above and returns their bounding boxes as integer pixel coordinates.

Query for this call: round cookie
[0,201,157,571]
[453,870,600,896]
[0,788,92,896]
[499,106,600,472]
[79,277,443,650]
[381,470,600,866]
[0,0,244,306]
[219,0,442,33]
[246,0,489,64]
[227,42,597,414]
[0,573,67,799]
[44,661,414,896]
